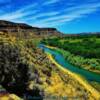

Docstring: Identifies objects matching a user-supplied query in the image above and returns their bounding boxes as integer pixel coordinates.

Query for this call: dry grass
[47,53,100,100]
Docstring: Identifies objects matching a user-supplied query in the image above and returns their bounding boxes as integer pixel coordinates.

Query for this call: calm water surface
[39,44,100,83]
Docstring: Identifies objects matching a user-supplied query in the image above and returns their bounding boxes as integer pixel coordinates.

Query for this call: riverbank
[47,53,100,99]
[46,45,100,74]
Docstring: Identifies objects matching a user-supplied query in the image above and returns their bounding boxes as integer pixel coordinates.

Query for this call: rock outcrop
[0,20,62,38]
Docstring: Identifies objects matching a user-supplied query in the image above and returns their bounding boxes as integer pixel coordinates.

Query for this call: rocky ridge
[0,20,62,38]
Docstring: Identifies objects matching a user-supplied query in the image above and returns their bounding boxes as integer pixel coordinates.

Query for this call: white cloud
[0,3,38,20]
[16,3,38,13]
[43,0,59,5]
[31,2,100,27]
[23,11,60,21]
[0,0,100,28]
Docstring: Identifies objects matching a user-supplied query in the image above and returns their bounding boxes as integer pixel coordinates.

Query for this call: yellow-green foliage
[0,34,53,99]
[0,34,97,100]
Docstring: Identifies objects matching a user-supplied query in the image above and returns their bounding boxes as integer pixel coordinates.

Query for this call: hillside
[0,33,97,100]
[0,20,62,38]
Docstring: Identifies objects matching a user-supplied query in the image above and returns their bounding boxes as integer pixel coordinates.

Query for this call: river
[39,44,100,83]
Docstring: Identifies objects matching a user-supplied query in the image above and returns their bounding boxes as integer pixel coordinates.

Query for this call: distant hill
[0,20,62,38]
[63,32,100,38]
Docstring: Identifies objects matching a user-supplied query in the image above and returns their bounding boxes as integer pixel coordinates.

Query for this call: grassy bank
[90,81,100,92]
[46,45,100,91]
[42,36,100,74]
[47,53,100,100]
[49,46,100,74]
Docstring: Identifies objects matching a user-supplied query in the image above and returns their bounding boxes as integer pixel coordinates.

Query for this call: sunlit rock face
[0,20,62,38]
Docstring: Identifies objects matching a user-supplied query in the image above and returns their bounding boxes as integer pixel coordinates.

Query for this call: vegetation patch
[41,35,100,73]
[0,34,99,100]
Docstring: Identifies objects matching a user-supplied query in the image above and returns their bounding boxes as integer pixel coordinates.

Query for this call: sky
[0,0,100,33]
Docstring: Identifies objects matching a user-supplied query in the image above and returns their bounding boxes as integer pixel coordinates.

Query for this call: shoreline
[46,53,100,99]
[46,45,100,74]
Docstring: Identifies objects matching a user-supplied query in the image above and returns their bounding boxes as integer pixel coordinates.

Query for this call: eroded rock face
[0,20,62,38]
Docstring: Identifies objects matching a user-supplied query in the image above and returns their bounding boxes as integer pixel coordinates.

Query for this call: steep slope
[0,34,97,100]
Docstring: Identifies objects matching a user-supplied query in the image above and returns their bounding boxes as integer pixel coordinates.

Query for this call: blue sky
[0,0,100,33]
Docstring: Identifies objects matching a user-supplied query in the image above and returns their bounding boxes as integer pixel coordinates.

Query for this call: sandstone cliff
[0,20,62,38]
